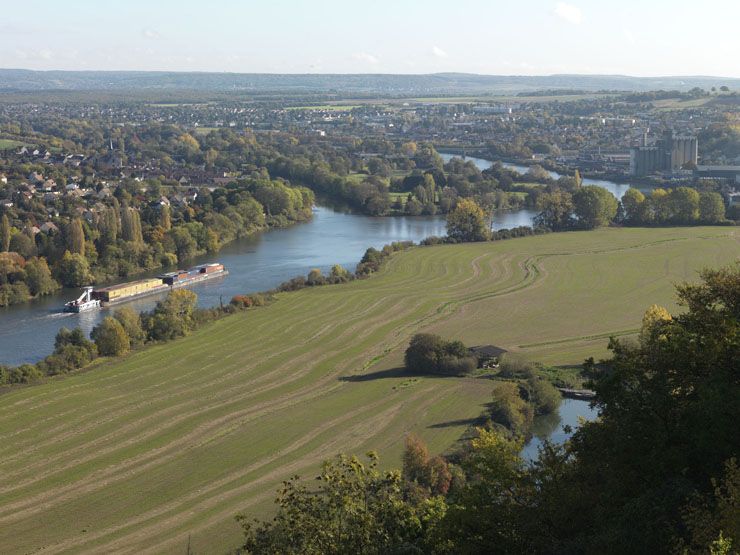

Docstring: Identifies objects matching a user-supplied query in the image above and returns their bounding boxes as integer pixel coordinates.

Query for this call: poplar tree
[68,218,85,256]
[0,214,10,252]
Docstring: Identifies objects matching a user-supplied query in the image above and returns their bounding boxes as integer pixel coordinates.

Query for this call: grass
[0,227,738,553]
[0,138,28,150]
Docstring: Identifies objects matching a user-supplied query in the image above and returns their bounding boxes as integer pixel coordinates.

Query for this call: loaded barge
[64,263,227,312]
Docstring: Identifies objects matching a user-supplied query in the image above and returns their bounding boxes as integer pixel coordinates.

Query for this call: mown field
[0,227,738,554]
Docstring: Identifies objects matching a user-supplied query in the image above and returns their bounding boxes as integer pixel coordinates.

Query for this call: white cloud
[141,28,162,40]
[352,52,379,65]
[432,46,449,59]
[623,28,636,45]
[554,2,582,24]
[38,49,53,60]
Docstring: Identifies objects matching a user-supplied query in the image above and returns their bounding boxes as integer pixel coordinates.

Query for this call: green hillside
[0,227,737,554]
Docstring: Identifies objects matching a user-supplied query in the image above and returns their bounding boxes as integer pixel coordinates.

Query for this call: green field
[0,138,27,150]
[0,227,738,553]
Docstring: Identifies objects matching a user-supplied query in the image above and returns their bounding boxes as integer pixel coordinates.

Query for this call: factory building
[630,130,698,176]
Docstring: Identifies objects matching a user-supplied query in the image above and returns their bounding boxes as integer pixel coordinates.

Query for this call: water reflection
[521,398,599,461]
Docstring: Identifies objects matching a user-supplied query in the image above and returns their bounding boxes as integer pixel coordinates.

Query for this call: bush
[489,381,534,436]
[526,376,561,415]
[405,333,476,376]
[497,356,537,380]
[8,364,43,384]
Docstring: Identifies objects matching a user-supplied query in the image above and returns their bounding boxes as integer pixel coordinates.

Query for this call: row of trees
[0,289,200,385]
[536,184,727,231]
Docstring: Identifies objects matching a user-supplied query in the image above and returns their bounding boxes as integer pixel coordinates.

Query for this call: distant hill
[0,69,738,94]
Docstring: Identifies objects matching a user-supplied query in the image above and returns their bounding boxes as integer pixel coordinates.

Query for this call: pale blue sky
[1,0,738,76]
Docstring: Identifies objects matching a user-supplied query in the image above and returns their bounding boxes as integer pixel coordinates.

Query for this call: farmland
[0,227,738,554]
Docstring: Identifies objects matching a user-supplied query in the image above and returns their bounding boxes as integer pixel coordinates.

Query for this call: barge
[63,263,228,310]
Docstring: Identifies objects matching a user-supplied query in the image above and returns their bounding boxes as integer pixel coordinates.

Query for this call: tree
[534,190,574,230]
[9,232,35,258]
[160,204,172,231]
[68,218,85,256]
[441,428,528,553]
[402,434,453,497]
[699,192,725,223]
[113,306,146,346]
[24,257,58,296]
[404,333,476,376]
[236,452,446,554]
[56,251,93,287]
[668,187,700,224]
[0,214,10,252]
[559,263,740,551]
[446,198,490,242]
[572,185,618,229]
[145,289,197,341]
[620,188,646,224]
[91,316,130,356]
[168,227,197,264]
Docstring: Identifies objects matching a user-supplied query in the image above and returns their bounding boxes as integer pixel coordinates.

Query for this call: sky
[1,0,738,77]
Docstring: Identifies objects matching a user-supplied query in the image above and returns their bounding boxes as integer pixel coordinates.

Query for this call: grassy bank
[0,226,737,553]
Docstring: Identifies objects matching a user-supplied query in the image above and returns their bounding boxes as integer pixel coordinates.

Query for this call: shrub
[526,376,561,415]
[497,356,537,379]
[489,381,534,436]
[8,364,43,384]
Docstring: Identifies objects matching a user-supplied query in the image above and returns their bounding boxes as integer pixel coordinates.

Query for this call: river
[1,157,630,366]
[0,208,449,365]
[439,153,635,200]
[521,398,599,461]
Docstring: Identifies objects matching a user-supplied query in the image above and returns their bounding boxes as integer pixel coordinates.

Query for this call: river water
[1,157,630,366]
[0,208,449,365]
[521,398,599,461]
[439,153,635,200]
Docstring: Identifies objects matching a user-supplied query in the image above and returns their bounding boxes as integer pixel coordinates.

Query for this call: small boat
[64,286,101,313]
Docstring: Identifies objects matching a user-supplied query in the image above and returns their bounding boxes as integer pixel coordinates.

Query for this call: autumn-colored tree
[113,306,146,346]
[446,198,490,242]
[91,316,130,356]
[160,204,172,231]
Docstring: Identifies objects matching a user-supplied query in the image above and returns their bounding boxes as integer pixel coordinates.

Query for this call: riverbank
[0,207,447,365]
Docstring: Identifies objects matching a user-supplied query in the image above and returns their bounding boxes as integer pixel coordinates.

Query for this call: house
[1,200,13,208]
[40,222,59,234]
[0,173,7,184]
[170,194,189,208]
[28,171,44,184]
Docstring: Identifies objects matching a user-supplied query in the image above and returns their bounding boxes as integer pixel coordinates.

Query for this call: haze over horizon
[2,0,738,78]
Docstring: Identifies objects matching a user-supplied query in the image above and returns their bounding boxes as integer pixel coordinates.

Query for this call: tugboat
[64,286,101,313]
